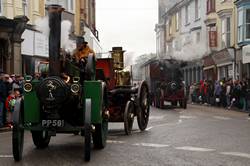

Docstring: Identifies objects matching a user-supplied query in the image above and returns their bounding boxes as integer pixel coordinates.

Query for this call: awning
[203,65,215,70]
[212,48,234,65]
[217,62,233,67]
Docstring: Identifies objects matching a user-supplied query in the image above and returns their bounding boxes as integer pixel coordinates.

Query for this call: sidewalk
[189,102,250,113]
[0,126,12,133]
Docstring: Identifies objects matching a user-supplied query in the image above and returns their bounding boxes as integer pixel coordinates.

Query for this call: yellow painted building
[216,0,237,50]
[1,0,45,24]
[204,0,238,80]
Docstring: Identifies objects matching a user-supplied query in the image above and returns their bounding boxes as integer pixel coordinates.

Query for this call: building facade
[204,0,237,81]
[235,0,250,80]
[158,0,208,86]
[156,0,245,85]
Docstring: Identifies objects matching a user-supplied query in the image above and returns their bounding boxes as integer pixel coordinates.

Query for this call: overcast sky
[96,0,158,63]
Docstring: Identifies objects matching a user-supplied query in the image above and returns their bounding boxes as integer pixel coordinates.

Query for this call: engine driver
[74,37,95,84]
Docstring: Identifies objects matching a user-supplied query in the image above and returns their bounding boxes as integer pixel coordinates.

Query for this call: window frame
[67,0,75,13]
[0,0,2,16]
[238,8,244,43]
[169,19,172,35]
[195,0,200,20]
[245,8,250,40]
[207,0,215,14]
[221,17,231,48]
[176,12,179,31]
[185,5,189,25]
[237,7,250,43]
[22,0,29,16]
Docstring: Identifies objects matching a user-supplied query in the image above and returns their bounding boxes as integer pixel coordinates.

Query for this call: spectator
[226,80,232,108]
[5,90,20,128]
[214,81,222,106]
[221,81,227,107]
[0,74,8,127]
[189,83,195,104]
[199,80,208,104]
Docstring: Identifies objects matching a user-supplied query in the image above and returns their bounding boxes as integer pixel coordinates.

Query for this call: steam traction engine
[96,47,150,135]
[143,59,187,109]
[12,5,108,162]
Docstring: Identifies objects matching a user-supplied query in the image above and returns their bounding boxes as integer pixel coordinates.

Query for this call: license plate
[42,120,64,127]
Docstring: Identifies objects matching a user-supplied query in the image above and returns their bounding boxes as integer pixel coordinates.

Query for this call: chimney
[47,5,64,76]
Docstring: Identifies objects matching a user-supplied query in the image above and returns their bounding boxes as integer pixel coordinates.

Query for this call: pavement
[0,126,11,133]
[1,104,250,165]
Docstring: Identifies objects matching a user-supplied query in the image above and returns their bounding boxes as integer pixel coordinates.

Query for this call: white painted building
[160,0,209,85]
[170,0,209,61]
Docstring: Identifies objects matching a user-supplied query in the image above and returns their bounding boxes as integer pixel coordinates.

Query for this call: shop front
[203,55,217,81]
[212,48,235,81]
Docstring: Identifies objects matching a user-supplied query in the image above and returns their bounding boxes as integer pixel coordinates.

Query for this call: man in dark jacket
[0,74,8,127]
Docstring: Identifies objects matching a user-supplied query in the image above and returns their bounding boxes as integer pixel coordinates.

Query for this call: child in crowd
[5,90,20,128]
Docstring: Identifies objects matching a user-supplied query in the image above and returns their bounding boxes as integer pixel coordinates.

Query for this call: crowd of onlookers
[189,78,250,115]
[0,73,24,128]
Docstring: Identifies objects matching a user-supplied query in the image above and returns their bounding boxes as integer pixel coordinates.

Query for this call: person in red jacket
[199,80,208,104]
[5,90,20,128]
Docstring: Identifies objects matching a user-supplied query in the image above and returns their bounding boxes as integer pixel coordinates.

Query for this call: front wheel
[124,101,135,135]
[12,99,24,161]
[137,80,150,131]
[92,119,108,149]
[84,99,92,162]
[31,131,51,149]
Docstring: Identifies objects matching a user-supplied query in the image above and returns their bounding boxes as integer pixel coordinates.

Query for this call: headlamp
[24,83,32,92]
[71,84,80,93]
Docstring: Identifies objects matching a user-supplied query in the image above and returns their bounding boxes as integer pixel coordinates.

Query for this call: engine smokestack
[47,5,63,76]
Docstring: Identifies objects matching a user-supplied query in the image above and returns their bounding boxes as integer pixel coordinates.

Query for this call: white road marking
[180,115,196,119]
[220,152,250,159]
[107,140,125,144]
[175,146,216,152]
[133,143,169,148]
[145,127,153,131]
[0,155,13,158]
[213,116,231,120]
[149,116,165,120]
[148,119,182,129]
[247,118,250,120]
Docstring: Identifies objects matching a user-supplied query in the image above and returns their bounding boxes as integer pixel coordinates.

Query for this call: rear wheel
[179,99,187,109]
[12,99,24,161]
[124,101,134,135]
[31,131,51,149]
[182,98,187,109]
[171,101,177,106]
[93,83,108,148]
